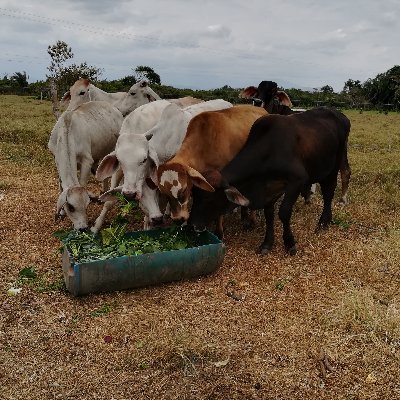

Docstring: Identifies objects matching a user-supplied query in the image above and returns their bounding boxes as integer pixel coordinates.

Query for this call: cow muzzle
[122,190,142,201]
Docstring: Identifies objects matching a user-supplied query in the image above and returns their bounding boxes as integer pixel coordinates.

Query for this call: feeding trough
[61,227,225,296]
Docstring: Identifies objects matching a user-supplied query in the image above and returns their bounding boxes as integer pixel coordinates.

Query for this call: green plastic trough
[62,228,225,296]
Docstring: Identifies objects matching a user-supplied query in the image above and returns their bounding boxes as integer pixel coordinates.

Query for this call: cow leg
[214,216,224,241]
[257,205,275,255]
[317,173,338,230]
[57,178,66,219]
[90,169,124,233]
[278,184,302,255]
[241,207,256,230]
[91,200,116,233]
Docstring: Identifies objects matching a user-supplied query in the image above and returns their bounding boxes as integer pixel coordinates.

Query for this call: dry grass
[0,96,399,399]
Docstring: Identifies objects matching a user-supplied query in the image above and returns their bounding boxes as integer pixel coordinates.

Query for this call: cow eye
[79,91,85,96]
[130,92,136,96]
[140,157,147,164]
[66,203,75,213]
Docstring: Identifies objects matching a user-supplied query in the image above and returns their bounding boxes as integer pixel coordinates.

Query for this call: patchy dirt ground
[1,161,399,400]
[1,100,399,399]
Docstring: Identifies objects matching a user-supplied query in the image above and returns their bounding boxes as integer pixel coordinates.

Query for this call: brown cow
[154,105,267,237]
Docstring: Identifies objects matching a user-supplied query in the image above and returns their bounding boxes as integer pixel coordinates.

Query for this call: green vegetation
[54,225,200,263]
[14,265,66,293]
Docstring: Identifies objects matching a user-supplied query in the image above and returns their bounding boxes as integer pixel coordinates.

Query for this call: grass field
[0,95,399,399]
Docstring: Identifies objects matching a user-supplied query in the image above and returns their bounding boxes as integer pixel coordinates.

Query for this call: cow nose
[122,191,137,200]
[78,227,89,233]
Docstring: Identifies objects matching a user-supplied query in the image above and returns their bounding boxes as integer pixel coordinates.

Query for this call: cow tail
[339,115,351,204]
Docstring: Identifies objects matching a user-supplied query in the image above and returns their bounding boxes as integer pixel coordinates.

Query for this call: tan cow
[155,105,267,236]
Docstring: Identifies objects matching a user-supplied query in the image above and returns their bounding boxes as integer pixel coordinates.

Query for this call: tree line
[1,40,399,111]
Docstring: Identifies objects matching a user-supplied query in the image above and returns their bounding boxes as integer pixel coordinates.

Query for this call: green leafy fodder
[54,225,200,263]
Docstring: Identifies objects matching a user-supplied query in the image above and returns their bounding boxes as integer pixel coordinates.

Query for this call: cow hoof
[257,246,272,255]
[287,245,297,256]
[315,222,330,233]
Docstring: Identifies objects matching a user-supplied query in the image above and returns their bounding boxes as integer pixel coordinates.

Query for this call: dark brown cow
[188,107,351,255]
[240,80,294,115]
[154,105,267,237]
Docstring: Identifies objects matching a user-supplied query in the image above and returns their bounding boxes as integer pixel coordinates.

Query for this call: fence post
[50,79,61,120]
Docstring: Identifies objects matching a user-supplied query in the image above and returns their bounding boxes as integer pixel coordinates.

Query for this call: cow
[154,105,268,237]
[188,107,351,255]
[48,101,124,230]
[90,100,173,232]
[168,96,205,108]
[94,99,233,232]
[62,78,161,116]
[239,80,294,115]
[240,81,350,205]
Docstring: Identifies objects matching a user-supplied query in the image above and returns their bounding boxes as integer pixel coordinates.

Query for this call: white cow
[119,99,173,136]
[90,99,211,232]
[95,99,233,226]
[90,100,174,232]
[62,78,161,116]
[48,101,124,230]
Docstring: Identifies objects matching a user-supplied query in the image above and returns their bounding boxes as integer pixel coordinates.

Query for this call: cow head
[188,170,249,233]
[64,78,91,110]
[239,81,292,110]
[114,80,161,116]
[96,133,159,201]
[56,186,91,230]
[155,163,214,222]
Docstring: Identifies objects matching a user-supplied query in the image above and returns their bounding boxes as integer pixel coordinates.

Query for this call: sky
[0,0,399,92]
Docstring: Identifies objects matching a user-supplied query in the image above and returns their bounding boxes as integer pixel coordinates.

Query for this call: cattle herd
[48,79,351,255]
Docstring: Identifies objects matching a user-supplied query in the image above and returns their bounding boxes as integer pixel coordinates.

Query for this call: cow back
[222,107,350,185]
[172,105,267,172]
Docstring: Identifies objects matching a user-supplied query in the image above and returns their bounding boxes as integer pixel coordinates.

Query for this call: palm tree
[10,71,29,88]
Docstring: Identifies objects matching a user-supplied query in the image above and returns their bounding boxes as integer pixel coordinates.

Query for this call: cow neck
[56,112,80,190]
[89,84,122,103]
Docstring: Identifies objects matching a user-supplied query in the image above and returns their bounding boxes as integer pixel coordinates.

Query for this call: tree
[363,65,400,106]
[134,65,161,85]
[320,85,334,94]
[46,40,102,94]
[10,71,29,88]
[342,79,365,107]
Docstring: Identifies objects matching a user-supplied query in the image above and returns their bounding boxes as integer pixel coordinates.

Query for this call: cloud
[205,24,231,39]
[1,0,400,92]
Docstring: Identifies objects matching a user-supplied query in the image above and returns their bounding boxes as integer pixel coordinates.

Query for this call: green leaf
[18,266,37,280]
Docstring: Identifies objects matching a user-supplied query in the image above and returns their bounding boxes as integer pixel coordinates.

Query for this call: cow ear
[98,186,122,203]
[56,190,68,217]
[276,91,293,107]
[239,86,258,99]
[61,91,71,102]
[148,145,159,169]
[186,166,215,192]
[148,165,159,187]
[96,152,119,180]
[224,186,249,206]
